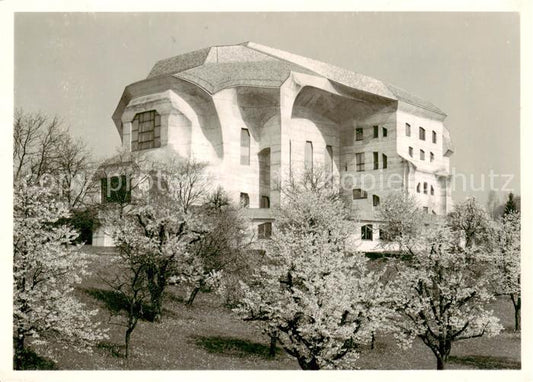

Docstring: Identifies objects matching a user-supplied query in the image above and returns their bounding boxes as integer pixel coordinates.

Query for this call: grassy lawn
[23,246,521,370]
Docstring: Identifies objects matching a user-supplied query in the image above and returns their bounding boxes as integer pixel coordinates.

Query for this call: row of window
[416,182,435,196]
[355,125,388,141]
[352,189,380,206]
[408,147,435,162]
[405,123,438,144]
[240,192,270,208]
[355,152,388,172]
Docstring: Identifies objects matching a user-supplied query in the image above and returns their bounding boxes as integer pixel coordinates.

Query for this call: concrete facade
[93,42,453,250]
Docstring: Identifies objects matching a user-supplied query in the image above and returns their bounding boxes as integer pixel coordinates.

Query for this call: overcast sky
[14,12,520,204]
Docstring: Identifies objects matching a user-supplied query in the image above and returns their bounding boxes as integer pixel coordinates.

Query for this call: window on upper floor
[373,152,379,170]
[430,152,435,162]
[258,222,272,239]
[361,224,373,241]
[240,128,250,165]
[417,183,421,193]
[356,152,365,172]
[432,130,437,144]
[101,175,131,204]
[423,207,429,214]
[409,147,414,157]
[382,127,388,137]
[423,182,428,194]
[305,141,313,173]
[260,195,270,209]
[373,195,380,207]
[355,127,364,141]
[240,192,249,208]
[406,123,411,137]
[382,154,388,169]
[420,149,425,161]
[419,127,426,141]
[373,125,379,138]
[353,188,368,199]
[131,110,161,151]
[431,185,435,196]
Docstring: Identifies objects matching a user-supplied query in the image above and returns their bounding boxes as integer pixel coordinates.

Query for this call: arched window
[373,195,380,207]
[240,192,249,207]
[430,185,434,196]
[417,183,421,193]
[361,224,373,241]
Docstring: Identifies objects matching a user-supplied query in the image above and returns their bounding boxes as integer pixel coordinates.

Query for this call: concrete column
[122,121,132,151]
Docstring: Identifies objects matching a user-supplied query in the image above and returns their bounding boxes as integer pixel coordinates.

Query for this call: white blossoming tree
[492,211,521,331]
[236,174,392,369]
[389,224,503,370]
[102,153,214,322]
[13,182,108,369]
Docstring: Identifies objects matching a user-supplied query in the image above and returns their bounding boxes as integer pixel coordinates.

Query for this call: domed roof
[145,42,445,116]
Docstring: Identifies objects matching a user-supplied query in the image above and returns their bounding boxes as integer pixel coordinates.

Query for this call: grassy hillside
[21,246,520,370]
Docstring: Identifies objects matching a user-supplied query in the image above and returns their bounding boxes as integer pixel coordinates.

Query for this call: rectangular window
[101,175,131,204]
[258,222,272,239]
[420,149,425,161]
[406,123,411,137]
[353,188,368,199]
[373,125,379,138]
[361,224,373,241]
[325,145,333,174]
[305,141,313,173]
[419,127,426,141]
[260,195,270,209]
[430,185,434,196]
[355,127,364,141]
[240,128,250,165]
[373,152,379,170]
[409,147,414,157]
[356,152,365,172]
[382,154,388,169]
[432,130,437,144]
[423,182,428,194]
[430,152,434,162]
[373,195,380,207]
[240,192,249,208]
[131,110,161,151]
[423,207,429,214]
[382,127,388,137]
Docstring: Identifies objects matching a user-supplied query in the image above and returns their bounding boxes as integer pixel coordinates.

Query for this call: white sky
[13,12,521,204]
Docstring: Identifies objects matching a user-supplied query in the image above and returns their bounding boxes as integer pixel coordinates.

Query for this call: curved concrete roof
[146,42,446,116]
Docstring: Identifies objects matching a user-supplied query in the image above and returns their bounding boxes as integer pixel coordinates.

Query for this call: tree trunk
[298,357,320,370]
[511,294,521,331]
[371,332,375,350]
[437,356,445,370]
[13,334,25,369]
[186,287,201,306]
[269,334,277,357]
[125,327,133,359]
[146,269,164,321]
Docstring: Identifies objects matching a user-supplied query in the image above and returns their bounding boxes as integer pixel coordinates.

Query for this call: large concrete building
[94,42,454,249]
